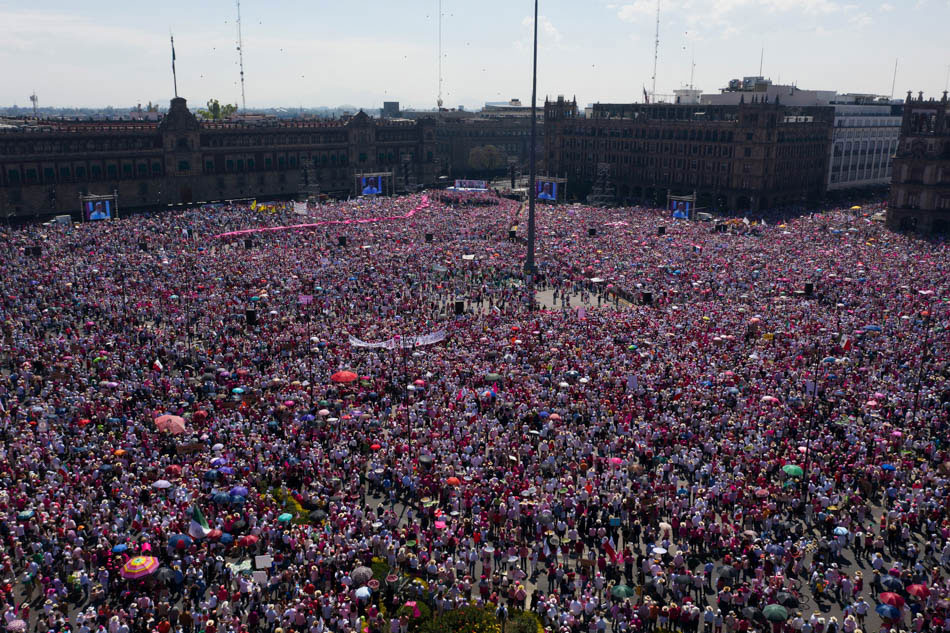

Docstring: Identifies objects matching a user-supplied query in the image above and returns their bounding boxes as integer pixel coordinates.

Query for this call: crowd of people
[0,192,947,633]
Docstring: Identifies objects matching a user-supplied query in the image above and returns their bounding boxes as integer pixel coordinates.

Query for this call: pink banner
[212,195,430,239]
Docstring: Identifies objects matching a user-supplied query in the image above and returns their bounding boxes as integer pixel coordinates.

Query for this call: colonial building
[700,78,902,194]
[544,96,834,212]
[0,97,437,219]
[888,91,950,235]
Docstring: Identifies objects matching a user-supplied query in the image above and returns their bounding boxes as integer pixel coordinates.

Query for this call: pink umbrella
[154,415,186,435]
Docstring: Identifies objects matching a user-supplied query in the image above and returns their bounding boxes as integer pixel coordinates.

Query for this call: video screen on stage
[536,181,557,201]
[670,199,691,218]
[454,179,488,190]
[84,200,112,221]
[361,176,382,196]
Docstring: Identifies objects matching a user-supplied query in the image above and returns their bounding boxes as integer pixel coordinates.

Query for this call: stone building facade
[0,97,437,219]
[544,96,834,212]
[887,92,950,235]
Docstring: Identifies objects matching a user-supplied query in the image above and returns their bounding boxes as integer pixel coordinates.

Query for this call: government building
[888,91,950,234]
[0,97,438,220]
[544,95,834,212]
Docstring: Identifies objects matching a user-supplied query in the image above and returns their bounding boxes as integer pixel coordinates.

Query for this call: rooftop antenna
[890,58,898,100]
[944,64,949,92]
[689,46,695,92]
[759,45,764,77]
[651,0,660,102]
[437,0,444,111]
[235,0,247,112]
[29,91,38,118]
[170,33,178,98]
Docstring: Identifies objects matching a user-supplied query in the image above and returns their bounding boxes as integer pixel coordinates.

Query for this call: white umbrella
[152,479,172,489]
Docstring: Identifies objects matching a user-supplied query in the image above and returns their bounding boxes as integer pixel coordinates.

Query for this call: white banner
[349,329,447,350]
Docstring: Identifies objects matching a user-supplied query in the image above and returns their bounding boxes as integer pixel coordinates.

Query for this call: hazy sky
[2,0,949,110]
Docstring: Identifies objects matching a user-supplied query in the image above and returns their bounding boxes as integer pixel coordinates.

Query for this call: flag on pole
[188,505,211,539]
[643,86,649,104]
[152,358,163,372]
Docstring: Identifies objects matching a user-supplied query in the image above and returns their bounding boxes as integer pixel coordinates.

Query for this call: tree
[468,145,506,171]
[197,99,238,121]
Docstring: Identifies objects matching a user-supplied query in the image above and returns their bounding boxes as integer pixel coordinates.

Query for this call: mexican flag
[188,505,211,539]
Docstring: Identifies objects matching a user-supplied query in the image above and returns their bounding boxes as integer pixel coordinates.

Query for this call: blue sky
[1,0,948,110]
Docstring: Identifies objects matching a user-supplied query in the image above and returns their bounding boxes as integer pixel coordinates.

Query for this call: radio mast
[651,0,660,102]
[437,0,443,111]
[235,0,247,112]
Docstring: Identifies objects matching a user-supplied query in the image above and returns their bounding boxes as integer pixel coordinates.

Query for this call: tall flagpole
[525,0,538,284]
[170,35,179,98]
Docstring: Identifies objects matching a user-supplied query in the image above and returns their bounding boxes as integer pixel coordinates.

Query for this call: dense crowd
[0,192,948,633]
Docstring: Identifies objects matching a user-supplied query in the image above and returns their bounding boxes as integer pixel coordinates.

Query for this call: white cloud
[517,14,563,50]
[880,2,894,10]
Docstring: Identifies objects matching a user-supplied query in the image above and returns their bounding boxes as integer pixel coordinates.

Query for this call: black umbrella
[742,607,764,622]
[309,509,327,522]
[776,592,799,608]
[155,567,176,585]
[717,565,738,579]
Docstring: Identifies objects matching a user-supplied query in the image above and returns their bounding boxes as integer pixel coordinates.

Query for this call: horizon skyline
[2,1,949,111]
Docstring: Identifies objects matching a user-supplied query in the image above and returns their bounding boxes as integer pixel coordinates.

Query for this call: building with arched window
[0,98,437,219]
[888,92,950,235]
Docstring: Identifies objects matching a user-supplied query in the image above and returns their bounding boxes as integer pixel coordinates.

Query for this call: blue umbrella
[822,357,837,364]
[230,486,249,497]
[302,414,315,422]
[863,325,882,332]
[112,544,128,554]
[229,495,247,506]
[98,464,113,472]
[219,466,235,475]
[219,533,234,544]
[833,526,849,536]
[17,509,35,521]
[211,457,227,467]
[538,411,549,418]
[204,469,219,481]
[881,463,896,472]
[232,387,245,394]
[168,534,193,549]
[876,604,900,619]
[881,576,903,591]
[212,492,230,504]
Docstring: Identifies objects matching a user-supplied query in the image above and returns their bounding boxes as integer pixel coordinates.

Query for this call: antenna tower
[437,0,443,110]
[651,0,660,102]
[689,47,695,91]
[890,58,898,100]
[235,0,247,112]
[29,92,38,118]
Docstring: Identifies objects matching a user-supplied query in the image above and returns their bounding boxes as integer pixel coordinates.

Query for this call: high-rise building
[888,91,950,234]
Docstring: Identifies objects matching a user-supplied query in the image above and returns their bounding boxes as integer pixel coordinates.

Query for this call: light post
[524,0,539,308]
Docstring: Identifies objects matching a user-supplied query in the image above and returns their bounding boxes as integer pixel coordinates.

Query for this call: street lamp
[525,0,539,293]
